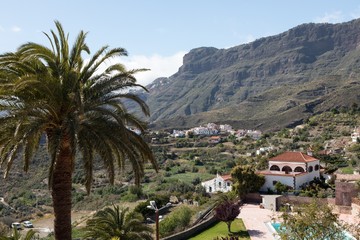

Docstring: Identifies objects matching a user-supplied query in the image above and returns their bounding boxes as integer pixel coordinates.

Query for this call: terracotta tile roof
[269,152,318,163]
[221,174,232,181]
[210,136,221,139]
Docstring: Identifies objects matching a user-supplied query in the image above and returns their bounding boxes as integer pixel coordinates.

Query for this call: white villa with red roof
[201,173,232,193]
[258,152,320,191]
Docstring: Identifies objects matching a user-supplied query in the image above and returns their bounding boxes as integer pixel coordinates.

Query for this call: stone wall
[244,192,262,203]
[276,195,335,210]
[335,181,359,206]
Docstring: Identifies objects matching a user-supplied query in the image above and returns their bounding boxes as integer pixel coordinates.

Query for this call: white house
[201,173,232,193]
[256,146,274,155]
[258,151,320,191]
[219,124,233,132]
[235,129,262,140]
[351,128,360,143]
[206,123,219,130]
[172,130,185,138]
[247,130,262,140]
[192,126,218,136]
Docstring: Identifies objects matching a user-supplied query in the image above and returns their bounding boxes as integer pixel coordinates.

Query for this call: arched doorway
[270,165,280,171]
[282,166,292,174]
[294,167,305,172]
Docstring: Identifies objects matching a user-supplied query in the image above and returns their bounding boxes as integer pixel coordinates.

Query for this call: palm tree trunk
[51,136,73,240]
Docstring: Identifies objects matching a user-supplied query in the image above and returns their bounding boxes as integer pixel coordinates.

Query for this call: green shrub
[167,181,195,194]
[159,206,192,237]
[348,144,360,152]
[134,195,170,217]
[274,182,291,194]
[129,185,143,198]
[121,193,139,202]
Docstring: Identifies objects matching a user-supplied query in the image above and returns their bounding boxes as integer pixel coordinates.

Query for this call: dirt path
[30,210,94,238]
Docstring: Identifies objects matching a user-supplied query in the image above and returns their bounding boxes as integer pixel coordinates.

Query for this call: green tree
[231,166,265,199]
[274,182,290,194]
[0,22,157,240]
[279,200,348,240]
[214,194,241,232]
[84,205,152,240]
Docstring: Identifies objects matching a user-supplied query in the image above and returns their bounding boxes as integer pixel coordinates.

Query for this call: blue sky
[1,1,360,85]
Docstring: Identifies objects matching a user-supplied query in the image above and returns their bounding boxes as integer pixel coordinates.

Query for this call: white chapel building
[201,173,232,193]
[258,151,320,191]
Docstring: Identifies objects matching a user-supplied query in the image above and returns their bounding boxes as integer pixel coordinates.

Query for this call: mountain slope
[142,19,360,131]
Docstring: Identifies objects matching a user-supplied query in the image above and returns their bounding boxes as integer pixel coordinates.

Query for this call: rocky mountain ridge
[140,19,360,131]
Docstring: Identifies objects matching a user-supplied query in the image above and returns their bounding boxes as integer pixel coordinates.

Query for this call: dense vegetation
[1,110,360,238]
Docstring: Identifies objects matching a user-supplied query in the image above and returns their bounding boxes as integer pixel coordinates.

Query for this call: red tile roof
[269,152,318,163]
[210,136,221,139]
[221,174,232,181]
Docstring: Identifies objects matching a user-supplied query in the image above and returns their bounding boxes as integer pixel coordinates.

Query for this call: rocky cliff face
[141,19,360,131]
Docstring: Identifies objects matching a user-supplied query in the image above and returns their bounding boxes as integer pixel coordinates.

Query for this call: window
[273,181,278,185]
[270,165,280,171]
[314,164,319,171]
[227,182,231,187]
[294,167,305,172]
[308,166,313,172]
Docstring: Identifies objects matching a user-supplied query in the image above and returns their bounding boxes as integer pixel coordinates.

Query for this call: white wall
[295,174,311,189]
[261,160,320,192]
[201,176,232,193]
[306,160,320,180]
[260,175,294,192]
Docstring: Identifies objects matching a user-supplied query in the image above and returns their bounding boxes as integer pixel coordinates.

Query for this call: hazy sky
[1,1,360,85]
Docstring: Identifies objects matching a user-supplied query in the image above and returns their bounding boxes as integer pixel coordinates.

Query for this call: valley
[1,110,360,239]
[1,15,360,240]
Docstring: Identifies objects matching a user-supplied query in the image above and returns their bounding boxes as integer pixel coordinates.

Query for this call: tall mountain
[141,19,360,131]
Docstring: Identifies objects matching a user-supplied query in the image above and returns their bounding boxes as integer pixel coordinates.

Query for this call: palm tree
[0,229,38,240]
[84,205,153,240]
[0,21,157,240]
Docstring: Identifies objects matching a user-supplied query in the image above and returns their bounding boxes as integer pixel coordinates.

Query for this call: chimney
[307,150,313,156]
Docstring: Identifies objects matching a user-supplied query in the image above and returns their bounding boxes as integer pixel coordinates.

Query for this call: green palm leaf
[0,21,157,240]
[84,205,153,240]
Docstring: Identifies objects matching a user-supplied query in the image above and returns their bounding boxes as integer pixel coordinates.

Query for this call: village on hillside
[143,111,360,239]
[1,110,360,239]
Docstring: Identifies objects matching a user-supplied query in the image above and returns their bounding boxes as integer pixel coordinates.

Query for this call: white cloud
[314,11,344,23]
[112,52,185,86]
[11,26,21,32]
[94,51,186,86]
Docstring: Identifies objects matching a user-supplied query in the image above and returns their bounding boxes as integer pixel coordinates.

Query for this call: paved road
[0,197,15,210]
